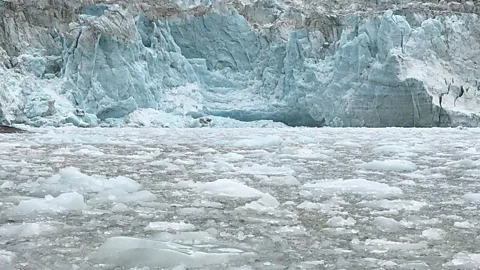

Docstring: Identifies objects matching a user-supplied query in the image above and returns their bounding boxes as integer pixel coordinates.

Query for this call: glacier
[1,0,480,127]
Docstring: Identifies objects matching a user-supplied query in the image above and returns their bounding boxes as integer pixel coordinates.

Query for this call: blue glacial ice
[1,1,480,127]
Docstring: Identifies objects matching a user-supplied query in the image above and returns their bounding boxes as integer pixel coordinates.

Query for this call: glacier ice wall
[1,0,480,127]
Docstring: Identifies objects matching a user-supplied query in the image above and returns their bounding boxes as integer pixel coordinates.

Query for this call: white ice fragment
[454,221,475,229]
[89,189,157,204]
[240,193,280,212]
[233,135,282,148]
[238,164,295,175]
[196,179,264,198]
[0,181,14,189]
[258,175,300,186]
[297,201,323,210]
[326,217,356,227]
[0,250,16,265]
[174,159,196,166]
[447,253,480,268]
[145,222,196,231]
[88,236,250,268]
[111,203,129,213]
[421,228,446,240]
[463,193,480,203]
[75,148,105,156]
[257,193,280,208]
[358,159,416,171]
[300,260,325,268]
[215,152,244,162]
[372,145,408,153]
[304,179,402,198]
[14,192,85,214]
[0,222,57,237]
[334,140,361,148]
[364,239,427,252]
[398,180,417,186]
[154,231,216,243]
[32,167,142,195]
[149,159,172,167]
[108,176,142,193]
[372,217,411,231]
[358,199,427,211]
[177,207,206,216]
[275,225,307,236]
[211,160,236,172]
[278,147,329,160]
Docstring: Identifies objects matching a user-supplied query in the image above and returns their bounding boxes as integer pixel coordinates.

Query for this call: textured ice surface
[1,127,480,269]
[1,1,480,127]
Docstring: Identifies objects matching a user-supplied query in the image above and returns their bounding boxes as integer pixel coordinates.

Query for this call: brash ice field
[1,127,480,269]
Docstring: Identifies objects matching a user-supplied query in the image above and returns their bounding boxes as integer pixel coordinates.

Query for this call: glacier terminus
[1,0,480,127]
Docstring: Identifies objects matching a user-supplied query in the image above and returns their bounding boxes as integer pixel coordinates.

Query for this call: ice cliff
[1,0,480,127]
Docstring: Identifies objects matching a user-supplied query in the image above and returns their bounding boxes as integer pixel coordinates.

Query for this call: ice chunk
[238,164,295,175]
[0,222,56,237]
[145,222,196,232]
[14,192,85,214]
[372,145,408,153]
[398,180,417,186]
[297,201,323,210]
[111,203,129,213]
[257,193,280,208]
[326,217,356,227]
[0,250,16,265]
[240,193,280,212]
[258,175,300,186]
[278,147,329,160]
[421,228,445,240]
[454,221,475,229]
[177,207,206,216]
[89,189,157,204]
[0,181,15,189]
[31,167,142,196]
[275,225,307,236]
[35,131,116,145]
[358,160,417,171]
[232,135,282,148]
[303,179,403,198]
[149,159,172,167]
[447,253,480,269]
[214,153,244,162]
[334,140,361,148]
[358,199,427,211]
[372,217,411,231]
[154,231,216,244]
[463,193,480,203]
[300,260,325,269]
[364,239,427,252]
[196,179,264,198]
[88,236,251,268]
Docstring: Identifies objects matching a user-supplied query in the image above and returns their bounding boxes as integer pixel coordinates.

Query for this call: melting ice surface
[1,127,480,269]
